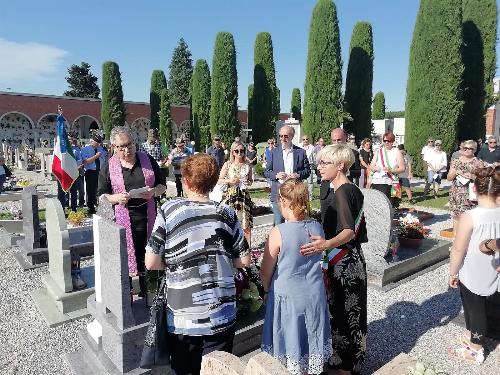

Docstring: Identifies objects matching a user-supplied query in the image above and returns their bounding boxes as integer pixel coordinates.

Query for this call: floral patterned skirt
[326,248,367,375]
[221,186,254,230]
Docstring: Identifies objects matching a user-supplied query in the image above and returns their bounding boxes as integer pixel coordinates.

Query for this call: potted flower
[396,213,429,248]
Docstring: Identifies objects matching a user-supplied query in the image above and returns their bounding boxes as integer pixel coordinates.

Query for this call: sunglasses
[383,139,392,143]
[302,138,309,141]
[268,142,275,144]
[489,141,497,144]
[213,138,221,141]
[463,147,474,151]
[332,139,343,143]
[233,149,245,154]
[279,134,290,139]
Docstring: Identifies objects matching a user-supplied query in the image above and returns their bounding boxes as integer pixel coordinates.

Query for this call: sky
[0,0,498,114]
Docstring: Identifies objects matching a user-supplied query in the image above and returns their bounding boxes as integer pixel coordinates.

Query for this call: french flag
[52,115,79,192]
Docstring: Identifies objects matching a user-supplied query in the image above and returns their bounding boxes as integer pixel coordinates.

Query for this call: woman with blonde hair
[261,179,332,375]
[301,144,368,375]
[447,140,487,234]
[218,141,254,246]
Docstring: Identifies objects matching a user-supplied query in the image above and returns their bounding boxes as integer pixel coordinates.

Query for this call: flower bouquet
[234,249,265,315]
[15,178,31,188]
[396,213,428,248]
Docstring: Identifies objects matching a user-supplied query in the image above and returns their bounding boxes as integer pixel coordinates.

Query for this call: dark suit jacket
[264,145,310,202]
[349,148,361,179]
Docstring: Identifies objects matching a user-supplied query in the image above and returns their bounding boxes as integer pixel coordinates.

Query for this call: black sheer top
[319,181,367,250]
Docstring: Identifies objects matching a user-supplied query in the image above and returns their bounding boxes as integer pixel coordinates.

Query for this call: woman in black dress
[359,138,373,188]
[301,143,368,375]
[97,126,166,296]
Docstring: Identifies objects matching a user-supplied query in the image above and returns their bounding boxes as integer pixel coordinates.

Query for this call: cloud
[0,38,67,83]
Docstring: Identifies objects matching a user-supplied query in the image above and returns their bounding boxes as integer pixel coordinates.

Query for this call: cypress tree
[247,84,254,137]
[303,0,343,143]
[191,59,212,151]
[460,0,497,140]
[210,32,239,146]
[405,0,463,176]
[169,38,193,105]
[344,21,374,139]
[252,32,279,143]
[150,70,167,130]
[291,88,302,121]
[372,91,386,120]
[158,89,172,150]
[101,61,126,139]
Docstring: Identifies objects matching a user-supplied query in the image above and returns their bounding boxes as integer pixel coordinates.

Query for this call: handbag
[140,276,170,369]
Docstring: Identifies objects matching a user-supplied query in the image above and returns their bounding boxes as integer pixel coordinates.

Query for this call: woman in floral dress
[218,141,254,246]
[447,140,486,234]
[301,144,368,375]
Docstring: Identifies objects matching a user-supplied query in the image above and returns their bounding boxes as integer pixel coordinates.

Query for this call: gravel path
[1,171,498,374]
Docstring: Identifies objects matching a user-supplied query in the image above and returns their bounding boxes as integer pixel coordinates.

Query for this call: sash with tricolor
[379,147,401,198]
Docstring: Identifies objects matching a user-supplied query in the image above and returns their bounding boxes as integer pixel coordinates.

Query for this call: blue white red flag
[52,115,79,192]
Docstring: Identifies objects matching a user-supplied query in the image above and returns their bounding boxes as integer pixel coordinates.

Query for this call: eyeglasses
[463,147,475,151]
[213,138,221,142]
[268,142,275,144]
[332,139,344,143]
[318,160,335,167]
[428,140,434,143]
[233,149,245,154]
[115,142,134,151]
[489,141,497,144]
[302,138,309,141]
[279,134,290,139]
[383,139,393,143]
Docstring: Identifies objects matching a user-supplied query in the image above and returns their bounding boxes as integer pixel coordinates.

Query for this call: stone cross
[46,198,72,293]
[22,186,40,251]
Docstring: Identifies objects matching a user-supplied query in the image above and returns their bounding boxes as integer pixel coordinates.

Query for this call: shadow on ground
[363,289,461,374]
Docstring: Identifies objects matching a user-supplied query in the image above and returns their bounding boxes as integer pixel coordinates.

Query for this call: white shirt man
[421,138,435,166]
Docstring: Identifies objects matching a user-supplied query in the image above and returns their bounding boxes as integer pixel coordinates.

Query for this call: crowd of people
[46,123,499,374]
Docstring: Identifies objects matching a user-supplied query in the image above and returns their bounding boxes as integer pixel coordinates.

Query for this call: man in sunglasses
[264,125,310,224]
[477,136,500,167]
[421,138,435,172]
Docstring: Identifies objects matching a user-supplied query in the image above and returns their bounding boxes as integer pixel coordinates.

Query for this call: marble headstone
[21,186,40,250]
[361,188,393,258]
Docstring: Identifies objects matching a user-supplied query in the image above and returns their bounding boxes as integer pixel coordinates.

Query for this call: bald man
[330,128,361,185]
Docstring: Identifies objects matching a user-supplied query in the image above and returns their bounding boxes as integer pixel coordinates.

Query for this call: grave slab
[372,353,417,375]
[30,199,95,327]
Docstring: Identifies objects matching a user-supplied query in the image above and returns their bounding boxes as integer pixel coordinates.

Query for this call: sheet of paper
[128,186,150,198]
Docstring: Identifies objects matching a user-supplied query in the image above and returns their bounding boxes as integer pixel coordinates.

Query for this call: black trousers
[371,183,399,208]
[460,283,489,345]
[85,170,99,214]
[174,173,183,197]
[69,176,84,211]
[168,326,235,375]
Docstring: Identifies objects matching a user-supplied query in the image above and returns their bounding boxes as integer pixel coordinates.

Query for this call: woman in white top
[423,139,448,198]
[369,132,405,207]
[448,166,500,365]
[300,134,316,200]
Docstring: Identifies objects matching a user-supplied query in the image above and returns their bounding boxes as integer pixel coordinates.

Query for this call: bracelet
[450,274,459,279]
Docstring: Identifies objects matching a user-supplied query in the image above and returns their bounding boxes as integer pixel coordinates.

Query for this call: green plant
[150,70,168,130]
[210,32,239,146]
[64,62,100,98]
[254,162,265,176]
[0,211,15,220]
[191,59,212,150]
[372,92,386,120]
[405,0,463,176]
[101,61,126,139]
[291,88,302,121]
[252,32,279,143]
[344,21,374,140]
[303,0,343,143]
[169,38,193,105]
[158,89,172,148]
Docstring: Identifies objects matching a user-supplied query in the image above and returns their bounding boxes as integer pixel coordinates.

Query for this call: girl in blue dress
[260,179,332,374]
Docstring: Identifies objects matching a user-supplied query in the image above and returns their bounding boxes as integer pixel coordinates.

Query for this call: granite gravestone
[361,188,450,290]
[30,198,95,327]
[67,215,152,375]
[21,185,41,251]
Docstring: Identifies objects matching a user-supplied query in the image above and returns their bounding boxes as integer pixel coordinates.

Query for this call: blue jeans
[427,171,442,184]
[271,201,284,226]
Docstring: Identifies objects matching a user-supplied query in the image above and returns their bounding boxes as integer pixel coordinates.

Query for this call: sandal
[448,344,485,365]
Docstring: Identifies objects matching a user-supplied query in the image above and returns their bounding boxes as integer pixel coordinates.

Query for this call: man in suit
[264,125,310,225]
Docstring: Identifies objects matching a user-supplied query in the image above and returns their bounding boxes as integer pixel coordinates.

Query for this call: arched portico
[0,111,35,146]
[72,115,101,139]
[131,117,151,144]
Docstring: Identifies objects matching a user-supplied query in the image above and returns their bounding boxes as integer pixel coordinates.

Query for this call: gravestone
[15,148,20,168]
[362,189,450,290]
[66,215,152,374]
[13,186,94,270]
[30,199,95,327]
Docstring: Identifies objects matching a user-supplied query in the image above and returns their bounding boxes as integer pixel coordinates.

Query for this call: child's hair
[278,179,310,220]
[474,166,500,198]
